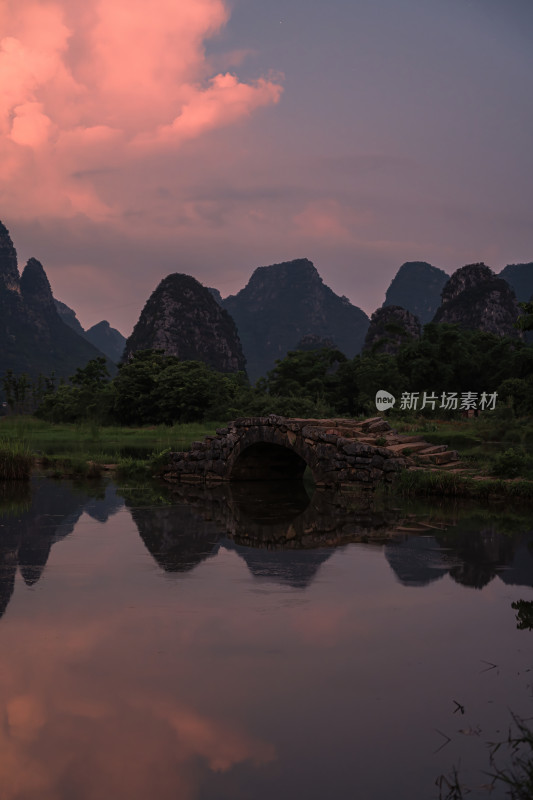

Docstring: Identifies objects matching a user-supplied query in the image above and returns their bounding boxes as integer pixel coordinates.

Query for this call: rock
[223,258,369,381]
[432,263,522,338]
[363,305,421,354]
[124,273,246,373]
[0,220,20,294]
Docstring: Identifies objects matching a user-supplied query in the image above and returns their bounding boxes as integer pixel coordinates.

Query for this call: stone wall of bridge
[162,415,411,489]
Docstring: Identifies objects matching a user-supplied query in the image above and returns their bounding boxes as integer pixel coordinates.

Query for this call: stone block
[340,443,357,455]
[383,460,401,472]
[367,420,391,433]
[318,432,339,443]
[301,426,322,440]
[316,443,335,459]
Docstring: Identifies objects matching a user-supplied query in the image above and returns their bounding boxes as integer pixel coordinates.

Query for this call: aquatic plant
[437,714,533,799]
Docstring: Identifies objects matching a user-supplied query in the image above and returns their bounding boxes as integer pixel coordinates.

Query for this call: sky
[1,0,532,335]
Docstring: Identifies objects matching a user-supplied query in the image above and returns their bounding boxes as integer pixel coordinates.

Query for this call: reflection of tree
[512,600,533,631]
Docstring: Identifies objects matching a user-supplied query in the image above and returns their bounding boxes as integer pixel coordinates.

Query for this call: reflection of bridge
[163,415,414,489]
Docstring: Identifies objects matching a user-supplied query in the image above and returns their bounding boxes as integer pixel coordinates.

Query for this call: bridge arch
[229,442,307,481]
[226,427,319,482]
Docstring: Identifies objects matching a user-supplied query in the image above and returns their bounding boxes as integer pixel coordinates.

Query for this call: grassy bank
[393,466,533,502]
[0,416,220,479]
[390,414,533,480]
[1,413,533,490]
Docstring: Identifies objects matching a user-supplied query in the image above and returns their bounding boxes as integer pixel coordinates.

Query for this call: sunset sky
[2,0,532,334]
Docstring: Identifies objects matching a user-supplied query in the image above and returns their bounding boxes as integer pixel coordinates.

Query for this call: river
[0,476,532,799]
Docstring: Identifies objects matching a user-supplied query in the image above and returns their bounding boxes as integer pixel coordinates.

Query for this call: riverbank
[2,415,533,501]
[0,416,219,480]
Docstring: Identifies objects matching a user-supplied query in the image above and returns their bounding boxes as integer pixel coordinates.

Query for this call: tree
[337,353,407,415]
[113,350,180,425]
[156,361,228,423]
[261,347,347,410]
[516,301,533,333]
[71,357,110,388]
[36,359,113,423]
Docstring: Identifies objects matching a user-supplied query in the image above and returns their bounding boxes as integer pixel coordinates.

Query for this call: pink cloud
[292,199,372,244]
[0,0,283,220]
[145,73,283,145]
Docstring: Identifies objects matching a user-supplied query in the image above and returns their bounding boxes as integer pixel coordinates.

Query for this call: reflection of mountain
[129,504,221,573]
[223,538,333,589]
[0,542,17,618]
[125,482,406,588]
[446,527,516,589]
[0,479,124,618]
[385,526,533,590]
[384,537,453,587]
[497,538,533,588]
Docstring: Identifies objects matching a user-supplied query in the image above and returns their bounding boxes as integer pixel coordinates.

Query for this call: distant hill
[0,220,114,384]
[498,263,533,302]
[123,273,246,373]
[223,258,369,381]
[432,263,522,338]
[382,261,448,324]
[85,321,125,364]
[54,300,126,363]
[53,298,86,336]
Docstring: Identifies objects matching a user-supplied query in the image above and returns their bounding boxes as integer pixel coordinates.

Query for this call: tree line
[2,319,533,425]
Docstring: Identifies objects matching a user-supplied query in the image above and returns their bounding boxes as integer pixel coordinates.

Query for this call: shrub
[491,448,533,479]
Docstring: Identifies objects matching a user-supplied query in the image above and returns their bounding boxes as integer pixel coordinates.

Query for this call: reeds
[0,438,33,480]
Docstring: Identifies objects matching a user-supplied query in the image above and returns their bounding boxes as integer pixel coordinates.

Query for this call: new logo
[375,390,396,411]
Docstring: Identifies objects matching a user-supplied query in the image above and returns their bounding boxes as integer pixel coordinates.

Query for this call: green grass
[0,438,34,480]
[393,468,533,502]
[0,416,221,477]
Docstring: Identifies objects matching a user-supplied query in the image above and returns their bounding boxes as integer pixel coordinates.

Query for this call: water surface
[0,477,532,799]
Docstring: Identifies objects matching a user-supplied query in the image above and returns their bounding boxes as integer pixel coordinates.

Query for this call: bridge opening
[230,442,308,482]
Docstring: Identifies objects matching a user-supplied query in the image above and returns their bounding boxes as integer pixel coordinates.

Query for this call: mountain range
[1,217,532,385]
[0,221,119,383]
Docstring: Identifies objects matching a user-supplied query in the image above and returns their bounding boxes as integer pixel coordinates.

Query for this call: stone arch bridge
[162,416,458,489]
